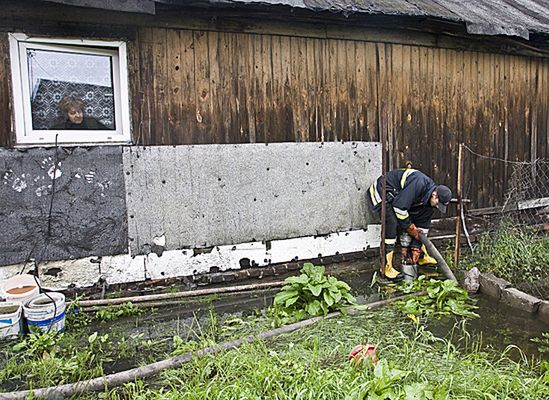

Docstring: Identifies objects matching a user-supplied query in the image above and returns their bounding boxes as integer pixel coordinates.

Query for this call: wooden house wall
[131,27,548,208]
[1,21,548,209]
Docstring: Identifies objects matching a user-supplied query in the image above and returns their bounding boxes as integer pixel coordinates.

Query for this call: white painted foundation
[0,226,380,291]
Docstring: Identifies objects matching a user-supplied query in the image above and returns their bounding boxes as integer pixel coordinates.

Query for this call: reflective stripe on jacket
[369,169,437,229]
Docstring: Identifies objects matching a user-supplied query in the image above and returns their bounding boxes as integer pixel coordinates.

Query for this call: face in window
[67,107,84,125]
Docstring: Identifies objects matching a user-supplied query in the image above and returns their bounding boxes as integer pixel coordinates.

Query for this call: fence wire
[463,147,549,300]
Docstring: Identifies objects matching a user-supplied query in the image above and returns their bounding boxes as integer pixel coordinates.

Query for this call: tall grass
[101,310,547,400]
[466,222,549,287]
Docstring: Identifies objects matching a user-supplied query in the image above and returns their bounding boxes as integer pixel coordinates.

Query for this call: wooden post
[454,143,464,269]
[380,103,388,276]
[376,44,388,277]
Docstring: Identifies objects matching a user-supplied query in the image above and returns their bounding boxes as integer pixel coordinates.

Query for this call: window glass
[27,48,116,131]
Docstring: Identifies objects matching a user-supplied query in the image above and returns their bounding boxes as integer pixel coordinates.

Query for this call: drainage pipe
[75,281,286,308]
[0,293,420,400]
[418,232,457,283]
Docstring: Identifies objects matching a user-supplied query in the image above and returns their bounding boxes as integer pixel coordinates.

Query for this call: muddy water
[100,260,547,362]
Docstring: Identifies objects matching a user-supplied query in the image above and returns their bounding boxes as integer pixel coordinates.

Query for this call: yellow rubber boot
[384,251,403,280]
[418,244,437,266]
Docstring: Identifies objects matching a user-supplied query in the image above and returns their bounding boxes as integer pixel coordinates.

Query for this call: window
[9,33,131,145]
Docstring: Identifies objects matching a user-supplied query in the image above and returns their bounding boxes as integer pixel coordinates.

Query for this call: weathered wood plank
[179,29,195,144]
[193,30,211,144]
[152,28,168,145]
[208,31,222,144]
[166,29,183,143]
[0,33,11,147]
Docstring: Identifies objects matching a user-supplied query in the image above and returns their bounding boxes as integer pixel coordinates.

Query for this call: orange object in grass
[348,344,378,366]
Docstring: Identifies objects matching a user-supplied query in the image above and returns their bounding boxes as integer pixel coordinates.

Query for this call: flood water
[102,259,547,362]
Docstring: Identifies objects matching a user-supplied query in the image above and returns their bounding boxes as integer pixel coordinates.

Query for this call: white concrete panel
[0,226,380,288]
[124,142,381,255]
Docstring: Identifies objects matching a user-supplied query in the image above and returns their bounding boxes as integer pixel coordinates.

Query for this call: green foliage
[394,277,479,319]
[95,302,143,322]
[531,332,549,353]
[465,223,549,284]
[65,296,92,329]
[101,309,548,400]
[0,330,110,387]
[272,263,356,324]
[12,330,60,358]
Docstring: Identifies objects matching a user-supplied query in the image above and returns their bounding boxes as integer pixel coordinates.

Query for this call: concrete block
[479,273,511,300]
[537,301,549,324]
[501,287,541,313]
[0,262,35,280]
[38,258,100,290]
[101,254,146,285]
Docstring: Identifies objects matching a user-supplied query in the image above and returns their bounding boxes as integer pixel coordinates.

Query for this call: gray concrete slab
[123,142,381,255]
[0,146,128,266]
[501,287,541,313]
[538,301,549,324]
[479,272,511,300]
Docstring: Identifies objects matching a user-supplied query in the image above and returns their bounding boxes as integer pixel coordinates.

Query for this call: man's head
[429,185,452,213]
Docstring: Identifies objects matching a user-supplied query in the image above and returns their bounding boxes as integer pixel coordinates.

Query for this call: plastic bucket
[2,274,40,304]
[23,292,66,334]
[0,303,23,339]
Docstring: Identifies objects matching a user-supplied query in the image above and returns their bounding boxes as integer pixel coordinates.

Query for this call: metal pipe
[75,281,285,307]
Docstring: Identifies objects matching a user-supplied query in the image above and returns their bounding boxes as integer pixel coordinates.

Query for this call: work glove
[410,247,422,264]
[406,223,422,241]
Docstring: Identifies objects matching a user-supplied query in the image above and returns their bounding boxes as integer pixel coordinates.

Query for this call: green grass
[98,310,547,400]
[463,222,549,298]
[1,282,546,399]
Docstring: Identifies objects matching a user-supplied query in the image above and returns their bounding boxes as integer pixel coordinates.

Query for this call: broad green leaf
[307,284,323,297]
[323,291,334,307]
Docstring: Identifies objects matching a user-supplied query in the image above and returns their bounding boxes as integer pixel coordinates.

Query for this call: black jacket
[373,169,437,229]
[51,118,110,130]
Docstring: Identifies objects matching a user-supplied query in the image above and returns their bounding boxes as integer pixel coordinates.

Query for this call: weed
[465,222,549,285]
[271,262,356,325]
[65,296,92,329]
[102,309,547,400]
[95,302,143,322]
[394,277,479,319]
[531,332,549,353]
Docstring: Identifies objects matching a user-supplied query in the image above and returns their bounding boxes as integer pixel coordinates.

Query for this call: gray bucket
[402,264,418,282]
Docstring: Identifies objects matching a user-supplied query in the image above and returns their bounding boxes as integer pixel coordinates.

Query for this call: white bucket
[23,292,66,334]
[1,274,40,304]
[0,303,23,339]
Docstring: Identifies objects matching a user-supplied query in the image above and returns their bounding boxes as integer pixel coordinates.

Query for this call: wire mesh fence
[462,148,549,300]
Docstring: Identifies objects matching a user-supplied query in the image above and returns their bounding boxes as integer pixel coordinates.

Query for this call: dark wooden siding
[0,33,11,147]
[133,28,380,145]
[1,22,548,208]
[131,27,549,208]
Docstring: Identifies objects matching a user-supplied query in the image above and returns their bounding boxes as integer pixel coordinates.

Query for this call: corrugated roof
[43,0,156,14]
[40,0,549,40]
[201,0,549,39]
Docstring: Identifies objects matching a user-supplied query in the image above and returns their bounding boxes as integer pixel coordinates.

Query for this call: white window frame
[9,33,131,146]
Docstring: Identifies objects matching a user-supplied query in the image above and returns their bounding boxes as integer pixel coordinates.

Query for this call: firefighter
[367,168,452,281]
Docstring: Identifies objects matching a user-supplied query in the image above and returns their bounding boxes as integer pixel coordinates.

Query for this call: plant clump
[271,262,356,325]
[394,277,479,320]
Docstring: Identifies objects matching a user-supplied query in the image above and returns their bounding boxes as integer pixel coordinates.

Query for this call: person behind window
[51,96,109,130]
